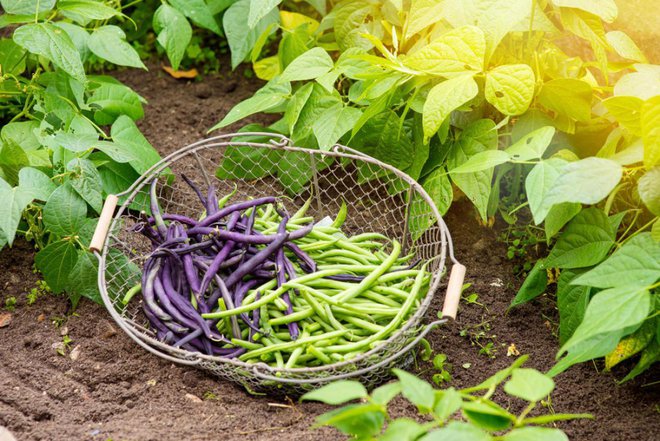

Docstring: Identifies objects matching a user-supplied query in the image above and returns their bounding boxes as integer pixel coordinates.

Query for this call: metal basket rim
[96,133,452,378]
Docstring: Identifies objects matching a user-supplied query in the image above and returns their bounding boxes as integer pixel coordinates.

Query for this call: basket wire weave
[95,133,459,395]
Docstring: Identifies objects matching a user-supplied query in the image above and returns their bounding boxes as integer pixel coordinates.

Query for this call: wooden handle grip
[89,195,119,253]
[442,263,466,320]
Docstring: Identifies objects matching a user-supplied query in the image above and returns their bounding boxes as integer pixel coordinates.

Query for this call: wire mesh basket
[91,133,464,396]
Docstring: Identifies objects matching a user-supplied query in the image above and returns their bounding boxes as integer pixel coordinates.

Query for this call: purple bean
[207,184,219,215]
[181,174,206,207]
[186,223,313,243]
[223,233,288,288]
[197,197,276,227]
[277,215,299,340]
[149,179,168,237]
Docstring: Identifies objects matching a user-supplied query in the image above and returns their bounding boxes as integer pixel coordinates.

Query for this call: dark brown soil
[1,64,658,441]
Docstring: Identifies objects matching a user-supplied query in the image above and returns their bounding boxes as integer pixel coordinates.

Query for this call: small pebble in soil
[193,83,213,99]
[70,345,81,361]
[0,312,11,328]
[185,393,203,403]
[223,81,238,93]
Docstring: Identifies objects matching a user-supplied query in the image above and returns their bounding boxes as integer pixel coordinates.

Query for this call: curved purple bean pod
[207,184,219,215]
[172,328,203,348]
[181,174,206,207]
[187,222,313,244]
[142,259,173,322]
[197,197,276,227]
[223,232,289,288]
[212,274,242,339]
[232,280,262,334]
[176,224,203,306]
[284,242,316,272]
[276,215,299,340]
[197,211,240,298]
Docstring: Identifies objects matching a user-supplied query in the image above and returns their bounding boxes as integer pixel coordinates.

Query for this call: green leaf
[277,149,317,195]
[66,158,103,213]
[509,259,547,309]
[280,47,334,82]
[54,22,90,62]
[420,421,492,441]
[58,0,119,25]
[224,0,279,69]
[573,233,660,289]
[153,4,192,71]
[110,115,163,176]
[504,368,554,402]
[449,150,510,174]
[638,167,660,215]
[315,403,385,438]
[606,31,647,63]
[545,208,614,269]
[88,25,145,69]
[1,121,40,151]
[351,110,414,171]
[0,141,29,185]
[423,74,478,142]
[211,81,291,130]
[0,0,55,15]
[422,167,453,215]
[42,182,88,236]
[34,240,79,293]
[0,177,34,246]
[538,78,592,122]
[503,427,568,441]
[301,380,368,405]
[542,157,623,209]
[13,23,86,83]
[393,368,435,412]
[0,39,27,75]
[433,387,462,421]
[621,339,660,382]
[248,0,282,28]
[525,158,567,224]
[371,381,401,405]
[216,128,283,181]
[550,329,623,376]
[405,25,485,78]
[557,269,591,344]
[485,64,535,116]
[544,203,581,241]
[551,0,618,23]
[19,167,55,202]
[465,355,529,392]
[170,0,221,35]
[461,401,514,431]
[653,219,660,242]
[88,82,144,125]
[614,65,660,101]
[447,121,496,220]
[506,126,555,161]
[284,83,315,134]
[67,249,100,303]
[312,104,362,150]
[560,285,651,357]
[380,418,425,441]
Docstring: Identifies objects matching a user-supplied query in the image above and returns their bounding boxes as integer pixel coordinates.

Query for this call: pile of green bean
[198,199,431,368]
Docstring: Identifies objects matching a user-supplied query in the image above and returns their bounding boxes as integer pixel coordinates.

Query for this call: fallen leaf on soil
[0,312,11,328]
[162,65,198,79]
[146,379,157,386]
[185,393,203,403]
[37,313,45,322]
[507,343,520,356]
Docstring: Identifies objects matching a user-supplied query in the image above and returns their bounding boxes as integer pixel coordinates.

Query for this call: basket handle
[89,195,119,253]
[441,263,465,320]
[249,318,448,385]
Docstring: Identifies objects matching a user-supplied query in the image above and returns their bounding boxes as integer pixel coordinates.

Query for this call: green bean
[335,315,384,333]
[268,308,314,326]
[231,338,262,350]
[317,249,377,265]
[239,330,347,361]
[298,240,339,252]
[122,283,141,305]
[322,264,428,353]
[217,185,237,209]
[307,345,332,364]
[291,197,312,220]
[336,240,402,303]
[348,232,389,242]
[285,330,309,368]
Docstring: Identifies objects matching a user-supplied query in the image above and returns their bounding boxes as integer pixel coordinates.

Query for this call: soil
[1,62,658,441]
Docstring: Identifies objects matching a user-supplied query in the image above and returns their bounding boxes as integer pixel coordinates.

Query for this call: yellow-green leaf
[403,25,485,78]
[422,74,478,142]
[485,64,535,116]
[551,0,618,23]
[405,0,445,39]
[641,96,660,168]
[605,320,655,370]
[253,55,280,80]
[605,31,647,63]
[602,96,643,135]
[279,10,319,32]
[538,78,592,122]
[613,64,660,100]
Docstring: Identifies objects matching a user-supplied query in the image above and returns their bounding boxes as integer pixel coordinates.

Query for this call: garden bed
[0,65,657,441]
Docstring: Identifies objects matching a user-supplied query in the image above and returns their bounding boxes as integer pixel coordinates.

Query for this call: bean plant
[302,356,590,440]
[216,0,659,379]
[0,0,166,305]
